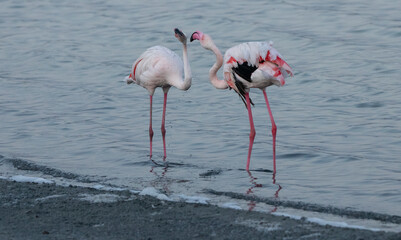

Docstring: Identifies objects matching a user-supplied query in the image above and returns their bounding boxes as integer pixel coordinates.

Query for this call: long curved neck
[177,43,192,90]
[208,44,228,89]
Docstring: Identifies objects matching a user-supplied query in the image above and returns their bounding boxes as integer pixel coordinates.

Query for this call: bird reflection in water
[246,171,282,212]
[149,160,170,194]
[246,171,262,211]
[270,172,282,212]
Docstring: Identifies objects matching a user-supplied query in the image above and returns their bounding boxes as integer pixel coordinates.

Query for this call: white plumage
[132,46,190,95]
[126,28,192,159]
[223,41,293,89]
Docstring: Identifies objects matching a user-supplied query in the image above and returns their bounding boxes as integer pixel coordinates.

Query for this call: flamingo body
[190,31,293,172]
[131,46,190,95]
[126,28,191,159]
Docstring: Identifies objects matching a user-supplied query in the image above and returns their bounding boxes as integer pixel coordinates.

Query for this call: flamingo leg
[149,95,154,158]
[262,89,277,173]
[245,92,256,171]
[161,92,167,160]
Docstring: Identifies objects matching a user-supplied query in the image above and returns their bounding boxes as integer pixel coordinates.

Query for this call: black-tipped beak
[190,32,196,42]
[174,28,184,37]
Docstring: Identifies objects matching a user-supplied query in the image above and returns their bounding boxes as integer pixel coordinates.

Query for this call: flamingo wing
[132,46,183,94]
[231,63,257,106]
[223,42,293,105]
[232,62,258,82]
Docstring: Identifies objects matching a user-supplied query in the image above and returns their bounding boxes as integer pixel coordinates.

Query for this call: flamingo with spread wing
[190,31,293,173]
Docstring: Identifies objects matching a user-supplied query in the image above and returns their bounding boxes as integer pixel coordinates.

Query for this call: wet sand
[1,179,400,240]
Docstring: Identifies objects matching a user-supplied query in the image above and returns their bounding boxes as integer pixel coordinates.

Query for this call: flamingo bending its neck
[126,28,192,159]
[190,31,293,173]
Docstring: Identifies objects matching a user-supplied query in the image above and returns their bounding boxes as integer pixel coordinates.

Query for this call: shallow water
[1,0,401,231]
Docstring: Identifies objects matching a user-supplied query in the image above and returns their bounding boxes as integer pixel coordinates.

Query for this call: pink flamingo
[126,28,192,159]
[190,31,293,173]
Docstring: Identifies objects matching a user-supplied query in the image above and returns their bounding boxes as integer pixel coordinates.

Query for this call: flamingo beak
[190,31,200,42]
[174,28,184,38]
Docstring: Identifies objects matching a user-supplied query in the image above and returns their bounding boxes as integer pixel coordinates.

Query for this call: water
[1,0,401,231]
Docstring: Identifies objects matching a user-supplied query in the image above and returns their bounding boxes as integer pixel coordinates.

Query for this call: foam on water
[272,212,381,232]
[139,187,171,201]
[173,194,210,204]
[92,184,126,192]
[78,193,123,203]
[35,194,66,202]
[9,175,53,184]
[221,202,242,210]
[2,173,400,233]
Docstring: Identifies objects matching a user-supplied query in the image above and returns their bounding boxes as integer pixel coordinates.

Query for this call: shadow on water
[123,158,187,168]
[148,159,192,195]
[239,168,273,173]
[199,169,223,178]
[150,161,168,177]
[2,156,96,183]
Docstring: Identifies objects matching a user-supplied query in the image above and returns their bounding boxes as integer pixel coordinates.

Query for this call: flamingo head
[190,31,214,50]
[174,28,187,44]
[190,31,204,42]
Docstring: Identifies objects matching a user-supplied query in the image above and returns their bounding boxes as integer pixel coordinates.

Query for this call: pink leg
[262,89,277,173]
[149,95,154,158]
[245,92,256,171]
[161,92,167,160]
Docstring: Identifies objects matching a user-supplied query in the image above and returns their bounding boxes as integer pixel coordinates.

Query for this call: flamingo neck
[208,44,228,89]
[177,43,192,90]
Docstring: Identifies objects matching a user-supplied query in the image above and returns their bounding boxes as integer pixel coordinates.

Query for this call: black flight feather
[232,73,254,108]
[232,61,257,83]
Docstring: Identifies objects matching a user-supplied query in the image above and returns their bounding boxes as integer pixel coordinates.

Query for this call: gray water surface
[1,0,400,230]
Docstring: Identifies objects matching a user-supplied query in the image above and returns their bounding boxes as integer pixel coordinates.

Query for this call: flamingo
[190,31,293,173]
[126,28,192,159]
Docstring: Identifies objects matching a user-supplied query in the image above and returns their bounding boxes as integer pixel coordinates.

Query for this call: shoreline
[1,179,400,239]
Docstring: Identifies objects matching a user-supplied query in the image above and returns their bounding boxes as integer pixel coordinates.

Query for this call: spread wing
[223,42,293,106]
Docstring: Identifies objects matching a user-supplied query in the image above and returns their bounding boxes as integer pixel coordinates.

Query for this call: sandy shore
[1,179,400,240]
